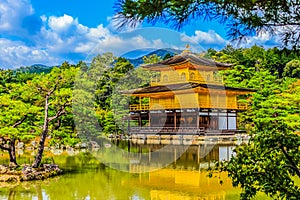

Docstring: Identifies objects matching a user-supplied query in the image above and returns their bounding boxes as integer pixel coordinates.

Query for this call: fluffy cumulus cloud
[0,0,43,35]
[0,0,283,69]
[181,30,227,49]
[39,15,172,61]
[0,0,227,68]
[1,0,278,69]
[0,0,183,69]
[0,11,181,68]
[0,0,229,68]
[0,0,33,31]
[0,38,58,68]
[242,30,281,48]
[48,14,75,33]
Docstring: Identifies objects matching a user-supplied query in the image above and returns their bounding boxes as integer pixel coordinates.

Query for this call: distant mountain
[14,64,54,74]
[125,48,181,67]
[121,48,156,59]
[11,48,181,73]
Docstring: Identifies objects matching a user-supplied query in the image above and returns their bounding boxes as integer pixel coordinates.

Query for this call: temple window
[190,72,195,80]
[207,74,211,82]
[213,71,218,81]
[152,98,159,104]
[163,75,168,82]
[181,72,186,80]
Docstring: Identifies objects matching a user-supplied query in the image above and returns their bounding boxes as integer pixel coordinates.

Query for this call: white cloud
[0,38,57,68]
[87,24,110,39]
[0,10,181,68]
[48,14,75,32]
[181,29,280,50]
[181,30,226,46]
[247,31,272,44]
[240,30,280,48]
[36,15,178,61]
[0,1,229,68]
[152,39,164,48]
[0,0,33,32]
[86,35,168,57]
[0,5,231,69]
[0,1,285,69]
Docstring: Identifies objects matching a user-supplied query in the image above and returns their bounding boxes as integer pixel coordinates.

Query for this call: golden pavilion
[123,50,254,135]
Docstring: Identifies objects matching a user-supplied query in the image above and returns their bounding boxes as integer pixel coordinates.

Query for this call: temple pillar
[127,119,131,134]
[138,114,142,127]
[196,109,199,129]
[174,111,177,129]
[227,111,229,130]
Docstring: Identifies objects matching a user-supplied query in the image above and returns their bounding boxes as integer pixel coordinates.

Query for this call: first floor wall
[149,93,238,110]
[129,109,238,130]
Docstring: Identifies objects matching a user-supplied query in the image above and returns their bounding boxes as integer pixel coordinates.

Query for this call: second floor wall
[151,68,223,86]
[148,93,239,110]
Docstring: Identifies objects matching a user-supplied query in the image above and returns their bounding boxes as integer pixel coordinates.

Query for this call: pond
[0,139,269,200]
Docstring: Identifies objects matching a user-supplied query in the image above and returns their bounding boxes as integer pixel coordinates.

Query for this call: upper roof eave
[121,82,256,95]
[141,52,233,70]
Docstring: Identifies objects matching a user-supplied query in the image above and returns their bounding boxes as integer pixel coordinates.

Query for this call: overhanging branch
[12,115,27,128]
[48,101,70,122]
[279,145,300,178]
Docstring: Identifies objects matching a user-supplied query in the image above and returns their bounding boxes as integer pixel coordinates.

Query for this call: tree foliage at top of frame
[114,0,300,48]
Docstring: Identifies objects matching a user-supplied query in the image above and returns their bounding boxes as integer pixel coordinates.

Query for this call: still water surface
[0,140,268,200]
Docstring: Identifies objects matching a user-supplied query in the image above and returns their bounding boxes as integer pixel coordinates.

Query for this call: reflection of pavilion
[128,143,235,172]
[123,50,254,135]
[151,189,226,200]
[149,169,229,199]
[124,144,238,199]
[123,168,236,200]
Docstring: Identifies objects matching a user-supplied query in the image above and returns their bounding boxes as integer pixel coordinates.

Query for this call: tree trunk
[8,190,16,200]
[32,95,49,168]
[8,139,17,167]
[32,128,48,168]
[280,145,300,178]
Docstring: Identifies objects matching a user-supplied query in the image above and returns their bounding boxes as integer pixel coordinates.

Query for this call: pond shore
[0,164,62,182]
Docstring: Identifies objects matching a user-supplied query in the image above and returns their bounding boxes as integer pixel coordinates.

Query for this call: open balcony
[129,102,248,111]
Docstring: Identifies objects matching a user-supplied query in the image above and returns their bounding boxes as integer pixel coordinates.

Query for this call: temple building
[123,50,254,135]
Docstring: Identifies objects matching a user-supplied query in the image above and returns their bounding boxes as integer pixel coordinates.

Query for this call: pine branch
[12,115,27,128]
[0,144,10,151]
[279,145,300,178]
[48,101,70,122]
[48,109,66,122]
[0,137,10,151]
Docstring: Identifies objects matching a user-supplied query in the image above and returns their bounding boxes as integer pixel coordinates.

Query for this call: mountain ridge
[125,48,181,67]
[12,48,183,72]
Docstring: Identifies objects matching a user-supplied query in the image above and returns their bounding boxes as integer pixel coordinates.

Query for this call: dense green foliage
[205,46,300,199]
[31,65,79,167]
[213,80,300,199]
[0,78,40,166]
[15,64,54,74]
[284,60,300,78]
[0,63,80,167]
[114,0,300,48]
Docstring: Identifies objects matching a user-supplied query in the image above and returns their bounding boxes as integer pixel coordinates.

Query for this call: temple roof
[123,82,256,95]
[142,51,232,70]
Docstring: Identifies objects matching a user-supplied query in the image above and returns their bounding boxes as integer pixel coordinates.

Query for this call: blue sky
[0,0,280,69]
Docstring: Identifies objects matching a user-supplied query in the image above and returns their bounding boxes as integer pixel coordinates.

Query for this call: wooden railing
[129,104,150,111]
[150,78,223,86]
[129,102,247,111]
[237,103,248,110]
[130,127,205,135]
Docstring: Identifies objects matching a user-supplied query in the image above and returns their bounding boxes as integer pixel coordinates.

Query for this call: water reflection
[0,142,268,200]
[104,140,236,172]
